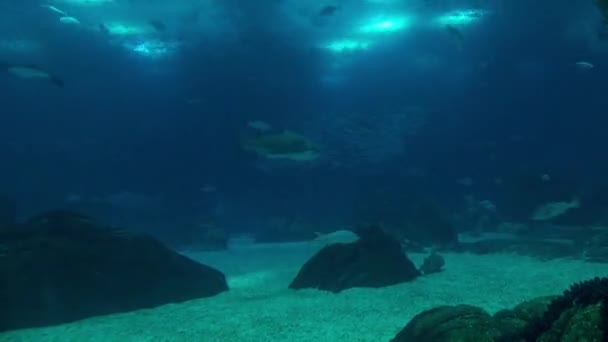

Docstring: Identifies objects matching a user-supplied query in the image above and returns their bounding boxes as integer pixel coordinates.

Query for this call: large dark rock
[391,278,608,342]
[289,225,420,293]
[390,299,554,342]
[390,305,501,342]
[0,210,228,332]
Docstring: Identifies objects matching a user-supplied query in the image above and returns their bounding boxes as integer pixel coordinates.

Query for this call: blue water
[0,0,607,238]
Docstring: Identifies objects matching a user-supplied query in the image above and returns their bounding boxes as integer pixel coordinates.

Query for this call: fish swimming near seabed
[311,230,359,245]
[0,63,65,87]
[531,198,580,221]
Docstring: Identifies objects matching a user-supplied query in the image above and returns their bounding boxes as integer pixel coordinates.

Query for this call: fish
[247,120,272,132]
[319,5,340,16]
[59,16,81,25]
[41,4,67,16]
[531,198,580,221]
[312,230,359,245]
[575,61,594,70]
[0,63,65,87]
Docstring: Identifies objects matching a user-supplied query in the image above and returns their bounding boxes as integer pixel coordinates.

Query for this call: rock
[289,225,420,293]
[0,210,228,332]
[392,279,608,342]
[390,305,501,342]
[391,300,554,342]
[493,296,556,340]
[419,251,445,275]
[535,304,602,342]
[510,296,556,322]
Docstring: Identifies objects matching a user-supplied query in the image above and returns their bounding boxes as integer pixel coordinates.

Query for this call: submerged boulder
[419,251,445,275]
[390,299,553,342]
[390,305,501,342]
[289,225,420,293]
[0,210,228,332]
[390,278,608,342]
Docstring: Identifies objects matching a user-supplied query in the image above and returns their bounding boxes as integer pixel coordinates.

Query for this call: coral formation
[520,276,608,341]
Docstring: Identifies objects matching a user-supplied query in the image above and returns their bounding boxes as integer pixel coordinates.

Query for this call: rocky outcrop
[289,225,420,293]
[419,252,445,275]
[391,277,608,341]
[0,210,228,332]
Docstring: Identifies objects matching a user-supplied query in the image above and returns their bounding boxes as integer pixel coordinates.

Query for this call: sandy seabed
[2,240,608,342]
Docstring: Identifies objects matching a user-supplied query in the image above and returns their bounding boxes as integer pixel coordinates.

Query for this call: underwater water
[1,0,608,341]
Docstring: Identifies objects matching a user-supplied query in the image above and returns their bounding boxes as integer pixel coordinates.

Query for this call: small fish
[319,5,340,16]
[0,63,65,87]
[531,198,580,221]
[59,16,81,25]
[41,4,67,16]
[247,120,272,132]
[479,200,496,212]
[575,61,594,70]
